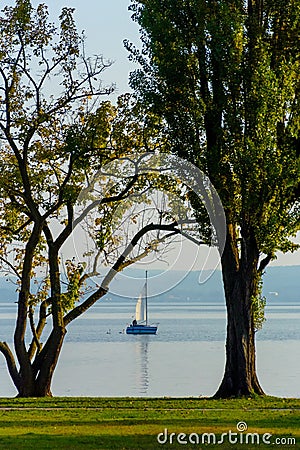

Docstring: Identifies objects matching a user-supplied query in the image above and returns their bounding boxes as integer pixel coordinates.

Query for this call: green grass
[0,396,299,449]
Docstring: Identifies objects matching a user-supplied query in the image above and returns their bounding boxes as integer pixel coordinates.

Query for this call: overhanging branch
[63,221,181,326]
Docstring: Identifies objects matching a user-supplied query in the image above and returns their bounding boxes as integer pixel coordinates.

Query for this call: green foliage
[60,259,84,312]
[127,0,300,259]
[251,275,267,331]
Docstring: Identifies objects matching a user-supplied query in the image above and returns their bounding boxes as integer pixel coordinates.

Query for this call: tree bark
[34,327,66,397]
[15,328,66,397]
[214,224,265,398]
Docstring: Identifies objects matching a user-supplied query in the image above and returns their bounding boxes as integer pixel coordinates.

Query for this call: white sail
[135,282,147,323]
[126,272,158,334]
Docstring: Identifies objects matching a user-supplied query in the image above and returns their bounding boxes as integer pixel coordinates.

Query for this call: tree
[0,1,153,397]
[0,0,117,397]
[126,0,300,396]
[0,1,211,397]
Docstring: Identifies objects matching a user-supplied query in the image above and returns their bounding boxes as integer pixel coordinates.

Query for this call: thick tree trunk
[16,328,66,397]
[16,381,52,397]
[214,224,265,398]
[16,372,53,397]
[35,327,66,397]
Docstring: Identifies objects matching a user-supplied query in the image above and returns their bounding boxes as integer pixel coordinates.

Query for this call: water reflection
[135,337,150,394]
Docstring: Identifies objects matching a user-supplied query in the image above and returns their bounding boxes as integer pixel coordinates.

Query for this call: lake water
[0,298,299,398]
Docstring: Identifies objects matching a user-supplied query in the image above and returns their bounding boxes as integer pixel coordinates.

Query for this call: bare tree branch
[0,256,22,280]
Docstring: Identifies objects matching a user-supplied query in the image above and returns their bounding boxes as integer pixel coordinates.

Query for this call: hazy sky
[50,0,139,97]
[3,1,299,268]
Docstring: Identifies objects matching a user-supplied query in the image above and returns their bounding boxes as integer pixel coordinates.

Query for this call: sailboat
[126,271,158,335]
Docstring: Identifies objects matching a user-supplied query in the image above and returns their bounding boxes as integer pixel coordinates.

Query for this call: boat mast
[145,270,148,325]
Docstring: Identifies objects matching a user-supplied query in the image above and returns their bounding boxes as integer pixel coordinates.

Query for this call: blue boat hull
[126,325,157,335]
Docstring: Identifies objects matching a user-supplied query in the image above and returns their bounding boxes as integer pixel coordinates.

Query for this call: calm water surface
[0,300,299,397]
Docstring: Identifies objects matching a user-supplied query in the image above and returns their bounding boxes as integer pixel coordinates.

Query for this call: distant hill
[109,265,299,303]
[262,265,300,302]
[0,265,299,303]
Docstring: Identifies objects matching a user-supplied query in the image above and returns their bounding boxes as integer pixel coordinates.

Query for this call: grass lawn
[0,396,299,449]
